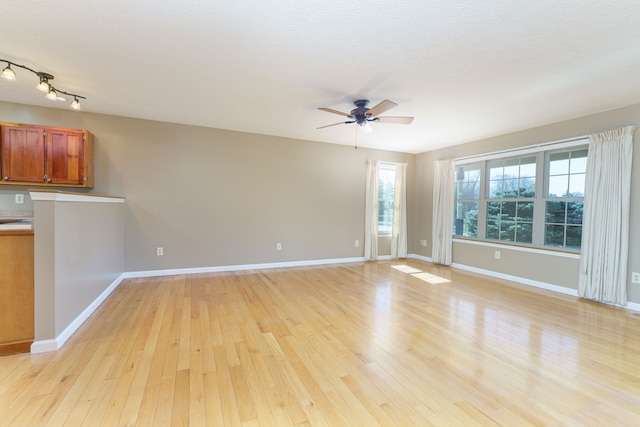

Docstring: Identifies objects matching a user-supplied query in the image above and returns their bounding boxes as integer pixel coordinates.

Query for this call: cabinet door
[46,128,86,185]
[0,234,34,353]
[1,126,46,183]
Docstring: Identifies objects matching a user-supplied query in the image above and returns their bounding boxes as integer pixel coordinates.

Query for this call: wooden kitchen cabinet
[46,127,92,186]
[1,125,46,183]
[0,231,34,355]
[0,123,94,188]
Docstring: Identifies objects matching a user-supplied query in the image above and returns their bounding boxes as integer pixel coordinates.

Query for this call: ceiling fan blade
[317,121,354,129]
[375,116,414,124]
[318,107,351,117]
[366,99,397,117]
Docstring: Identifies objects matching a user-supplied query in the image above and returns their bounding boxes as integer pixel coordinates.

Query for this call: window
[454,163,481,237]
[453,140,587,251]
[378,163,395,234]
[486,156,536,244]
[544,149,587,249]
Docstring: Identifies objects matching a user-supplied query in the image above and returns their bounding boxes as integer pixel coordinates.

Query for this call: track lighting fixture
[0,59,86,109]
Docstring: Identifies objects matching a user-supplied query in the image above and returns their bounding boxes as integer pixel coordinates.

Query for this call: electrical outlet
[420,240,427,246]
[494,250,501,260]
[156,247,164,256]
[355,240,360,247]
[632,272,640,284]
[15,194,24,204]
[276,242,282,251]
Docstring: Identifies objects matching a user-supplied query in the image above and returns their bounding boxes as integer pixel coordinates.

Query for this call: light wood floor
[2,260,640,426]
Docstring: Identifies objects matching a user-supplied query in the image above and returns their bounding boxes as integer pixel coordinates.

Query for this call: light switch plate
[632,272,640,284]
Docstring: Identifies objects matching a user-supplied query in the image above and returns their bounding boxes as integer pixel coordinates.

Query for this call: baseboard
[450,262,640,313]
[121,256,367,279]
[30,339,58,354]
[30,273,127,354]
[0,340,33,356]
[408,253,433,263]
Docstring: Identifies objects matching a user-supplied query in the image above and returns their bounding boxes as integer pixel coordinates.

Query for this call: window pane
[548,175,568,197]
[489,163,503,180]
[566,225,582,248]
[487,202,501,221]
[546,201,566,224]
[549,152,570,175]
[517,202,534,221]
[570,149,588,174]
[504,160,519,178]
[502,178,519,197]
[489,180,502,198]
[463,182,479,199]
[568,173,585,196]
[468,169,481,182]
[566,201,583,225]
[519,177,535,198]
[486,221,499,239]
[499,222,516,241]
[545,224,565,246]
[520,157,537,177]
[502,201,516,221]
[516,223,533,243]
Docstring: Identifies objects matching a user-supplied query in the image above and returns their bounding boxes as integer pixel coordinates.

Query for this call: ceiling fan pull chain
[355,123,358,150]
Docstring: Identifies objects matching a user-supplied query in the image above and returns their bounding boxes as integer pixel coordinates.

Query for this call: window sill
[452,237,580,259]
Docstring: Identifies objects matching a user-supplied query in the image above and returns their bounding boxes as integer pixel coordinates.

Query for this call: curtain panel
[432,159,455,265]
[578,126,636,305]
[364,159,379,260]
[391,163,408,258]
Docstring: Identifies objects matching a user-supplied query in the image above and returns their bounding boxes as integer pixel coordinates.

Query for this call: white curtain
[578,126,635,305]
[391,163,408,258]
[364,159,379,260]
[432,159,455,265]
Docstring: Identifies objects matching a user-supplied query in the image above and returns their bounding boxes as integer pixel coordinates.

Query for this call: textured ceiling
[1,1,640,153]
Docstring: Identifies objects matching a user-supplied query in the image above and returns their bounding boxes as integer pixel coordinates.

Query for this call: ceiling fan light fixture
[360,122,373,134]
[2,63,16,80]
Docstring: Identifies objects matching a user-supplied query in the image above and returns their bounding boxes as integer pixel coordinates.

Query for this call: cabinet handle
[3,176,7,181]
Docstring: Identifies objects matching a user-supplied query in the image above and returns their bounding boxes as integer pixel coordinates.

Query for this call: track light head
[36,78,50,92]
[46,88,58,101]
[71,97,81,110]
[2,63,16,80]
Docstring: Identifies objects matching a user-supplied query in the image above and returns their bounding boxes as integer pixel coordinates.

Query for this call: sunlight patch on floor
[391,265,422,274]
[411,272,451,284]
[391,264,451,284]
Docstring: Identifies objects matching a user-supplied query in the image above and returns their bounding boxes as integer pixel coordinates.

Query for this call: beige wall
[414,103,640,303]
[0,101,414,272]
[3,100,639,304]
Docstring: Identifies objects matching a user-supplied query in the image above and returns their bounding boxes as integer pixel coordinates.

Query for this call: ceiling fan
[317,99,414,133]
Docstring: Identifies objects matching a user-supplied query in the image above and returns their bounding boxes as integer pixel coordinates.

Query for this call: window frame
[453,137,588,252]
